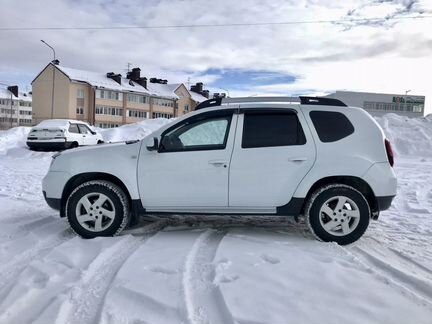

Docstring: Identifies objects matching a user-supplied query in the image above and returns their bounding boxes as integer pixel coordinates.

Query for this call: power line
[0,15,431,31]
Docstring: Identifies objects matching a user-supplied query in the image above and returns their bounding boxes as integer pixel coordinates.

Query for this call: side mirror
[146,137,159,151]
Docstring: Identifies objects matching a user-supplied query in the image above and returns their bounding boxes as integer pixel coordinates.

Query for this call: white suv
[27,119,103,151]
[42,97,397,244]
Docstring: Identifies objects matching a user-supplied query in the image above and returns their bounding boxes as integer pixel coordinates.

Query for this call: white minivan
[27,119,103,151]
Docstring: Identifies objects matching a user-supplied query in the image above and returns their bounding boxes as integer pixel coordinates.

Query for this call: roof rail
[195,96,346,110]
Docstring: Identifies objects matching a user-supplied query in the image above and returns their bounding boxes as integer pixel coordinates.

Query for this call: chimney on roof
[150,78,168,84]
[202,90,210,99]
[190,82,203,93]
[51,59,60,65]
[106,72,122,85]
[127,67,141,80]
[213,92,226,99]
[136,77,148,89]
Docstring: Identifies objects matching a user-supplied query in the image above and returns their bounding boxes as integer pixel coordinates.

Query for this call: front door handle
[289,157,308,162]
[209,160,227,168]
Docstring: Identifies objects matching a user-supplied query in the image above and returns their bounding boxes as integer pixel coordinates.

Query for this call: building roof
[0,88,32,102]
[189,91,208,103]
[41,64,179,100]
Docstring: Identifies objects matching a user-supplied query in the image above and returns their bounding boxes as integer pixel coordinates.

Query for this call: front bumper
[376,195,395,211]
[43,191,61,211]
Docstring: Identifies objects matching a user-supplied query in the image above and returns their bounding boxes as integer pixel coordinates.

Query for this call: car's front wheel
[66,180,130,238]
[305,184,370,245]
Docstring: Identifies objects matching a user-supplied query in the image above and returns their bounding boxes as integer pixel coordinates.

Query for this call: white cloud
[0,0,431,113]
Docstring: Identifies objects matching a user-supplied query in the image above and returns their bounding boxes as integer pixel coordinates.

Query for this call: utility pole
[127,62,132,72]
[41,40,56,119]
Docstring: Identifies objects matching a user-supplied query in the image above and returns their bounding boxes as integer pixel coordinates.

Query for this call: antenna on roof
[127,62,132,72]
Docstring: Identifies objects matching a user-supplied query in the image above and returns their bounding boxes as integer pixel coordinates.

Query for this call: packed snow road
[1,116,432,324]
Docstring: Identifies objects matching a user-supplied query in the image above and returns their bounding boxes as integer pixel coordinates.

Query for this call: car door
[229,107,316,208]
[68,123,84,145]
[77,124,92,145]
[138,109,238,210]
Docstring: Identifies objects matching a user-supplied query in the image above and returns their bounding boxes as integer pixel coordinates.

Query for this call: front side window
[77,89,85,98]
[77,124,90,134]
[242,111,306,148]
[69,124,79,134]
[160,114,232,152]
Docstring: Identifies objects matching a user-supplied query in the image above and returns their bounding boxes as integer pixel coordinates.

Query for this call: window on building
[96,89,122,101]
[76,107,84,115]
[184,105,189,112]
[77,89,85,98]
[152,112,173,119]
[127,94,147,104]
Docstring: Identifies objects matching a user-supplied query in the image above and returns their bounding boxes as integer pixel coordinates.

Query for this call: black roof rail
[195,97,223,110]
[195,96,347,110]
[299,96,347,107]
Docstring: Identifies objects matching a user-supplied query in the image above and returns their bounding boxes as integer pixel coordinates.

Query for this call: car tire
[97,140,104,144]
[66,180,130,239]
[305,184,370,245]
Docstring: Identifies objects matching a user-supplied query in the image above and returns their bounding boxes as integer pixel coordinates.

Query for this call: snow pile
[375,113,432,157]
[0,126,31,155]
[98,118,173,143]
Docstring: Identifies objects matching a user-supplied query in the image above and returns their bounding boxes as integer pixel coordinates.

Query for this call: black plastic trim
[299,96,347,107]
[131,199,146,216]
[195,98,223,110]
[43,191,61,211]
[376,195,395,211]
[276,198,305,216]
[238,107,297,114]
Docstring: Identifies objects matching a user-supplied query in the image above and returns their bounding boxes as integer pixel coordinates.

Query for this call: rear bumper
[43,191,61,211]
[27,140,72,151]
[376,195,395,211]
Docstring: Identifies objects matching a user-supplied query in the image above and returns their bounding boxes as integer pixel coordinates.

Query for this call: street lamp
[405,89,411,112]
[41,40,56,119]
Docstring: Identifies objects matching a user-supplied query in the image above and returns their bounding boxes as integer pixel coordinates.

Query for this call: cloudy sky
[1,0,432,113]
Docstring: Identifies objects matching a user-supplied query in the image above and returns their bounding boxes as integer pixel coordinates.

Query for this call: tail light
[385,139,394,167]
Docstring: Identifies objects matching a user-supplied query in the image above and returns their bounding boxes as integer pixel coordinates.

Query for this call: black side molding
[276,198,304,216]
[376,195,395,211]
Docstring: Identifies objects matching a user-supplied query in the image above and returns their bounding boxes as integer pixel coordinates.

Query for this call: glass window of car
[309,111,354,142]
[78,124,91,134]
[69,124,79,134]
[160,115,232,152]
[242,111,306,148]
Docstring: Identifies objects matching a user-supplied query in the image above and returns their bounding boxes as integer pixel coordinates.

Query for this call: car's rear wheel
[305,184,370,245]
[66,180,130,238]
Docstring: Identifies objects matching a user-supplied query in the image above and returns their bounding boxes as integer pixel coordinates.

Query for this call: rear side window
[69,124,79,134]
[309,111,354,143]
[242,112,306,148]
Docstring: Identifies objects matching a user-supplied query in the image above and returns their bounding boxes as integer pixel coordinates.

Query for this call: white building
[0,88,32,129]
[326,91,425,118]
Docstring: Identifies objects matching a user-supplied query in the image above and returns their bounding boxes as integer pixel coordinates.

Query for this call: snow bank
[0,126,31,155]
[98,118,173,143]
[375,113,432,157]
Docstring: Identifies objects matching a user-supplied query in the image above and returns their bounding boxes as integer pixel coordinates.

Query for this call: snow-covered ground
[0,115,431,324]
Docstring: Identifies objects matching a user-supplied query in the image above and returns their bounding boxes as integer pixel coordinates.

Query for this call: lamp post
[41,40,56,119]
[218,87,230,98]
[405,90,411,112]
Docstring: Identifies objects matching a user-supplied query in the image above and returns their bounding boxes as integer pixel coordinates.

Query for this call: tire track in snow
[56,219,169,324]
[0,216,58,244]
[0,225,74,294]
[343,245,432,307]
[183,229,235,324]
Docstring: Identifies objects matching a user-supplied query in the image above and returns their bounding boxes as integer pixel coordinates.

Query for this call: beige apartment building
[31,63,208,127]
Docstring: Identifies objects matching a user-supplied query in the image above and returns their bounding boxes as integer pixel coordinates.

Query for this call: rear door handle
[289,157,308,162]
[209,160,228,168]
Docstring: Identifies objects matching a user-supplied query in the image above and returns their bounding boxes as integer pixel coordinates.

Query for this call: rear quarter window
[309,111,354,143]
